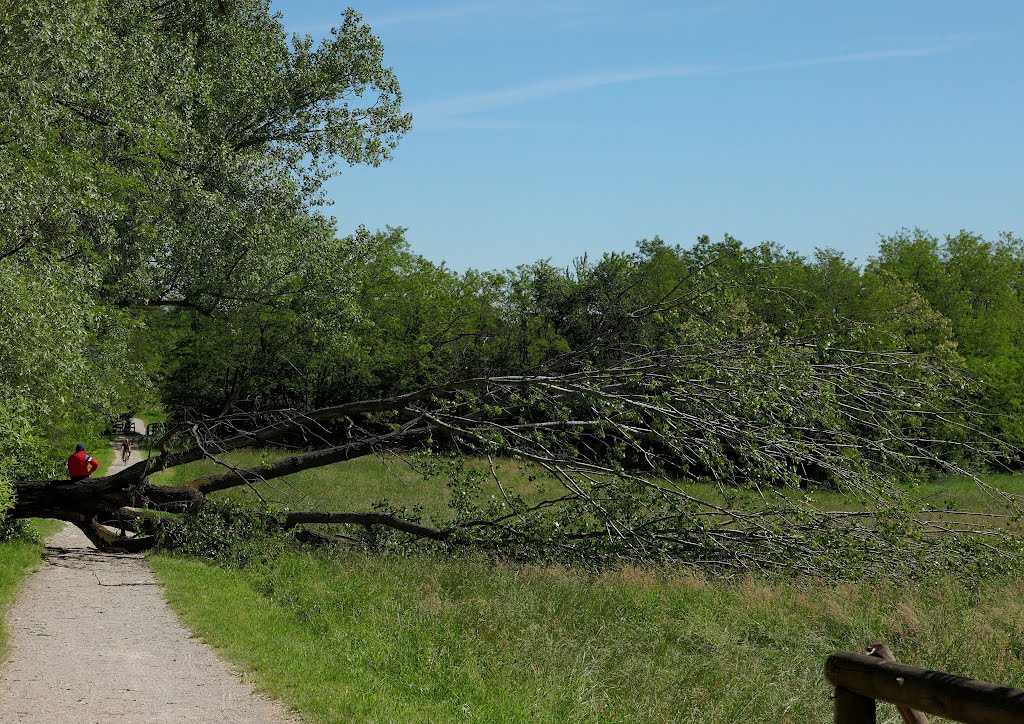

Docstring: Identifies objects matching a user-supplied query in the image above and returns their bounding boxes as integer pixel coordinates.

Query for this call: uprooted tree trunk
[11,422,426,550]
[11,474,201,551]
[10,335,1022,573]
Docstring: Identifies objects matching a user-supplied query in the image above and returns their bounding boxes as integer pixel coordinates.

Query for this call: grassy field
[149,452,560,521]
[147,451,1024,722]
[134,406,169,430]
[91,441,115,475]
[148,449,1024,524]
[152,550,1024,723]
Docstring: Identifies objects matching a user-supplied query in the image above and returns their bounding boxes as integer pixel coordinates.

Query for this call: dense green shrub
[157,502,290,568]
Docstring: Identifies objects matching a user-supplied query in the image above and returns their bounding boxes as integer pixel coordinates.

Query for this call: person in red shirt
[67,444,99,481]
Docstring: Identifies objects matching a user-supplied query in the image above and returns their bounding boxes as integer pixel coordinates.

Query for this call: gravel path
[0,424,297,723]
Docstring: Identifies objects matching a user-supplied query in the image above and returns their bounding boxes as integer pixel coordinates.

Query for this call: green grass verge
[151,550,1024,723]
[92,442,115,476]
[0,541,41,657]
[135,405,169,428]
[27,519,64,540]
[0,519,64,658]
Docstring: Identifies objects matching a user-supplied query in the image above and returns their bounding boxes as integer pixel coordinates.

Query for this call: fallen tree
[13,325,1020,575]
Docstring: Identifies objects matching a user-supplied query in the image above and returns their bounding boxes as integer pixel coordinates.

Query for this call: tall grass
[148,452,1024,721]
[152,549,1024,723]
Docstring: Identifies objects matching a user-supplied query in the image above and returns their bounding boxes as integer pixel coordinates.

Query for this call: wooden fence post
[866,643,928,724]
[825,651,1024,723]
[835,685,876,724]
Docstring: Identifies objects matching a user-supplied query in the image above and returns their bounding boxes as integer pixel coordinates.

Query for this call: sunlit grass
[148,452,554,523]
[152,549,1024,723]
[147,451,1024,721]
[90,441,116,476]
[134,406,169,428]
[147,449,1024,526]
[0,541,40,658]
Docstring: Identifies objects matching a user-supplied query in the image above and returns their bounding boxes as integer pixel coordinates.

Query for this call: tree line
[152,227,1024,462]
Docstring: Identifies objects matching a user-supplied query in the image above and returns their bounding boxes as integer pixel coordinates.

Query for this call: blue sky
[271,0,1024,271]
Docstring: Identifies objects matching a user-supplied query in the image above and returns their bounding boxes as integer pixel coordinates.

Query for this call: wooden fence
[825,648,1024,723]
[106,417,135,435]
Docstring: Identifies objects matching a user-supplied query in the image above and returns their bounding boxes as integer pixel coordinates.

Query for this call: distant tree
[871,229,1024,451]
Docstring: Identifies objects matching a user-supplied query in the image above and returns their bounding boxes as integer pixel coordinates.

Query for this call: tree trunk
[12,474,203,550]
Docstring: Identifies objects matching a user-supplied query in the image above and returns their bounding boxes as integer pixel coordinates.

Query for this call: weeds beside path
[0,531,55,657]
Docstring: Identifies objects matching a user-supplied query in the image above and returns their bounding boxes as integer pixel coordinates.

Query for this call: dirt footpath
[0,426,297,723]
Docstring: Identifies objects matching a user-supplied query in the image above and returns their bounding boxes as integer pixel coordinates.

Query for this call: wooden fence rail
[825,651,1024,723]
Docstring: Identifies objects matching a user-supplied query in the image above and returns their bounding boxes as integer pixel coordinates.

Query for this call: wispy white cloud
[414,40,969,128]
[281,2,738,40]
[368,2,505,27]
[739,45,957,73]
[413,66,715,125]
[286,1,591,37]
[365,0,601,28]
[418,117,576,131]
